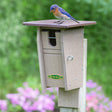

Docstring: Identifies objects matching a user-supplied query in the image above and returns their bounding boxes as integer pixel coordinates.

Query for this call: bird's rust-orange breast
[53,8,62,17]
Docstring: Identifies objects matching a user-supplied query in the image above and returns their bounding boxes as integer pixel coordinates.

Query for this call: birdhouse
[23,20,96,91]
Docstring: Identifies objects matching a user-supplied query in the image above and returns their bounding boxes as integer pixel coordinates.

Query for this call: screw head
[67,56,74,61]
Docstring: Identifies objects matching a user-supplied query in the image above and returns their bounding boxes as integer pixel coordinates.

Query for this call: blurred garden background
[0,0,112,111]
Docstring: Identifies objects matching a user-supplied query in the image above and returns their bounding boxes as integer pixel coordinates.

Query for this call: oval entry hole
[48,30,56,46]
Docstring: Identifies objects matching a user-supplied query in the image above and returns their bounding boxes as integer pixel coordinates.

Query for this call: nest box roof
[23,19,96,28]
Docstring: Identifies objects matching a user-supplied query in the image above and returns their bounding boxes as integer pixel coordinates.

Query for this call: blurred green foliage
[0,0,112,99]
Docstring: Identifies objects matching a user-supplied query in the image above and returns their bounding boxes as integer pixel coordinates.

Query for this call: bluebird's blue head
[50,4,59,12]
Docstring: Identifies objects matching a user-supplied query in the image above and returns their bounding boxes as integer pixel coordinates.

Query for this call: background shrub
[0,0,112,99]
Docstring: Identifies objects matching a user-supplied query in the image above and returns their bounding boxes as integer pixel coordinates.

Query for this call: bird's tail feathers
[72,19,80,23]
[70,17,80,23]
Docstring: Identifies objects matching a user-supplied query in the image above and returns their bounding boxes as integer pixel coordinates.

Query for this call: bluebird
[50,4,79,24]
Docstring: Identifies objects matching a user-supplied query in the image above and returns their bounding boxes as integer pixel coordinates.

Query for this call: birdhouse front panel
[41,29,65,88]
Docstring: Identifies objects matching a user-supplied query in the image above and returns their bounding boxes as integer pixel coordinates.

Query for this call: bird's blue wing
[58,7,76,21]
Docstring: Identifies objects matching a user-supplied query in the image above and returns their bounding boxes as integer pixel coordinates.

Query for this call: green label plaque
[48,75,63,79]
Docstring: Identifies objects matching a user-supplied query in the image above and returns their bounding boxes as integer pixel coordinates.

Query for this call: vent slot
[48,30,56,46]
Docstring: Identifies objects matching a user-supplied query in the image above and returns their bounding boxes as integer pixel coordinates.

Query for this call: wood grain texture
[60,108,79,112]
[58,88,79,108]
[60,108,78,112]
[61,28,84,90]
[72,109,78,112]
[37,27,47,89]
[79,39,87,112]
[23,19,96,28]
[60,108,73,112]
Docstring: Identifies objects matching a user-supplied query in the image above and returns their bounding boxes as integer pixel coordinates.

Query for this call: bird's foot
[58,21,64,24]
[54,20,64,24]
[54,20,61,23]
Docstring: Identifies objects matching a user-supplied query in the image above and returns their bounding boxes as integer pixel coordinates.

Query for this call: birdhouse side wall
[37,28,47,89]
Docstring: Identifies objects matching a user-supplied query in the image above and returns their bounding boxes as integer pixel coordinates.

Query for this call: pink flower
[96,86,102,91]
[86,93,99,111]
[55,87,58,92]
[6,94,20,105]
[0,100,7,111]
[50,95,56,100]
[23,82,28,88]
[6,82,56,112]
[86,80,112,112]
[87,80,97,88]
[109,101,112,110]
[22,101,31,111]
[46,88,54,92]
[17,87,39,99]
[36,95,55,111]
